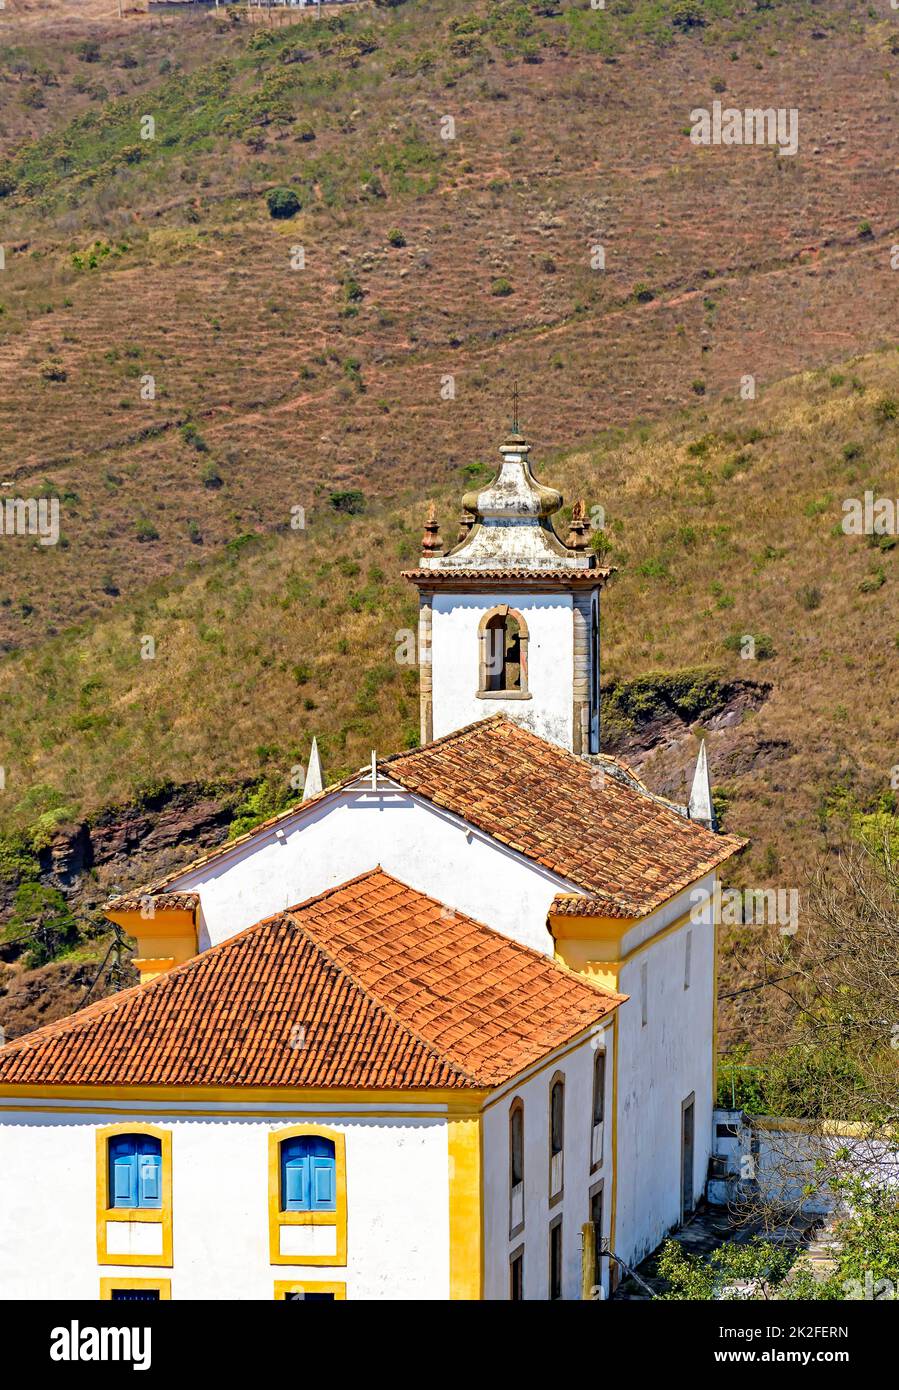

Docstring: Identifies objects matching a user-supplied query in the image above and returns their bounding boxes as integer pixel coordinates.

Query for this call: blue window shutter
[310,1155,336,1211]
[137,1145,162,1208]
[283,1156,308,1211]
[109,1135,162,1209]
[281,1137,337,1212]
[282,1140,309,1211]
[110,1140,137,1208]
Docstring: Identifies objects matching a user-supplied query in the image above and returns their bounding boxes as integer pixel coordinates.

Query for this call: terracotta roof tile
[106,890,198,914]
[0,869,622,1091]
[379,716,745,916]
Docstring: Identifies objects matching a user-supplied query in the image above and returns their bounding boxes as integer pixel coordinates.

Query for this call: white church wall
[481,1028,613,1301]
[0,1103,451,1300]
[178,789,576,954]
[612,875,716,1268]
[430,591,575,749]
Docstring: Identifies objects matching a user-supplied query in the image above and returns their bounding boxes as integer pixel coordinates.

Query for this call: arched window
[509,1099,524,1237]
[549,1073,565,1203]
[477,607,530,697]
[108,1134,162,1210]
[591,1049,606,1170]
[280,1135,337,1213]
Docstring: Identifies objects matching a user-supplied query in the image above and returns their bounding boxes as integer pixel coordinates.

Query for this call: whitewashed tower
[403,430,611,754]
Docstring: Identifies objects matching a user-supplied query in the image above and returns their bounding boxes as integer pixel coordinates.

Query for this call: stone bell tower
[402,431,612,754]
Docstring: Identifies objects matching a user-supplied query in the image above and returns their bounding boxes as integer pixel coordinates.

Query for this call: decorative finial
[303,737,324,801]
[511,380,520,434]
[456,507,475,544]
[688,738,717,831]
[566,498,590,552]
[420,500,444,555]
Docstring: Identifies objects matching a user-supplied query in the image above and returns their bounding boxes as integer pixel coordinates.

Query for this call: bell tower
[403,431,612,754]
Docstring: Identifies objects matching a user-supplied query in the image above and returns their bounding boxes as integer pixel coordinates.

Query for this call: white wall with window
[430,591,578,749]
[612,876,717,1267]
[481,1026,614,1301]
[0,1105,452,1301]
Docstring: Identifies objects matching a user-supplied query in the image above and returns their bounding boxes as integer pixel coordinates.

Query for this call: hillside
[0,0,897,1050]
[0,0,897,651]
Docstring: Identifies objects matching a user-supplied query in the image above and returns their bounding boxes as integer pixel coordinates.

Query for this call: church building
[0,431,743,1300]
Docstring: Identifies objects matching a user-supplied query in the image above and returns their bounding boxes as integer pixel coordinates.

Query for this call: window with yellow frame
[268,1125,347,1267]
[274,1280,346,1301]
[96,1123,173,1268]
[100,1277,171,1301]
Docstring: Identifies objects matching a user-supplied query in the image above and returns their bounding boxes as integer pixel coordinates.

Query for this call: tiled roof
[106,890,198,914]
[0,869,622,1091]
[136,717,743,915]
[380,717,745,916]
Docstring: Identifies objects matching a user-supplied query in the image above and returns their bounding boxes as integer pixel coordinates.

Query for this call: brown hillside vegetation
[0,0,897,1050]
[0,0,898,650]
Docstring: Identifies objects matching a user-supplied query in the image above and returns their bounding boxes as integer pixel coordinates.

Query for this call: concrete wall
[482,1028,613,1301]
[612,876,716,1267]
[175,789,576,954]
[0,1103,451,1300]
[430,591,576,749]
[753,1123,899,1216]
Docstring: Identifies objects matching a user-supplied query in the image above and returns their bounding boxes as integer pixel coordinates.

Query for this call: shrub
[202,461,223,489]
[266,187,301,219]
[633,283,654,303]
[874,395,898,424]
[75,40,101,63]
[5,882,79,969]
[671,1,707,30]
[329,489,366,515]
[387,228,406,247]
[135,518,159,542]
[490,277,513,297]
[180,422,209,453]
[341,274,364,304]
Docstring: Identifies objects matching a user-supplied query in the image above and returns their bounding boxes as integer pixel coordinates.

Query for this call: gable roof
[0,869,622,1091]
[121,717,743,918]
[378,717,744,917]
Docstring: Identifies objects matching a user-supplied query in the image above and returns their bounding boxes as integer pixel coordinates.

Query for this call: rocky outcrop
[33,783,247,916]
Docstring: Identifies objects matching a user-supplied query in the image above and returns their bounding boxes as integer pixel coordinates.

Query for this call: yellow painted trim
[268,1125,347,1268]
[106,908,198,983]
[0,1102,481,1121]
[608,1010,619,1268]
[549,914,639,942]
[552,902,704,973]
[447,1115,482,1300]
[0,1083,488,1108]
[96,1123,173,1269]
[100,1277,171,1300]
[274,1280,346,1300]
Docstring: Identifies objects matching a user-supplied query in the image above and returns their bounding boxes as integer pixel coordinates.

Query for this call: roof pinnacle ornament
[456,507,475,545]
[420,500,444,556]
[566,499,590,552]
